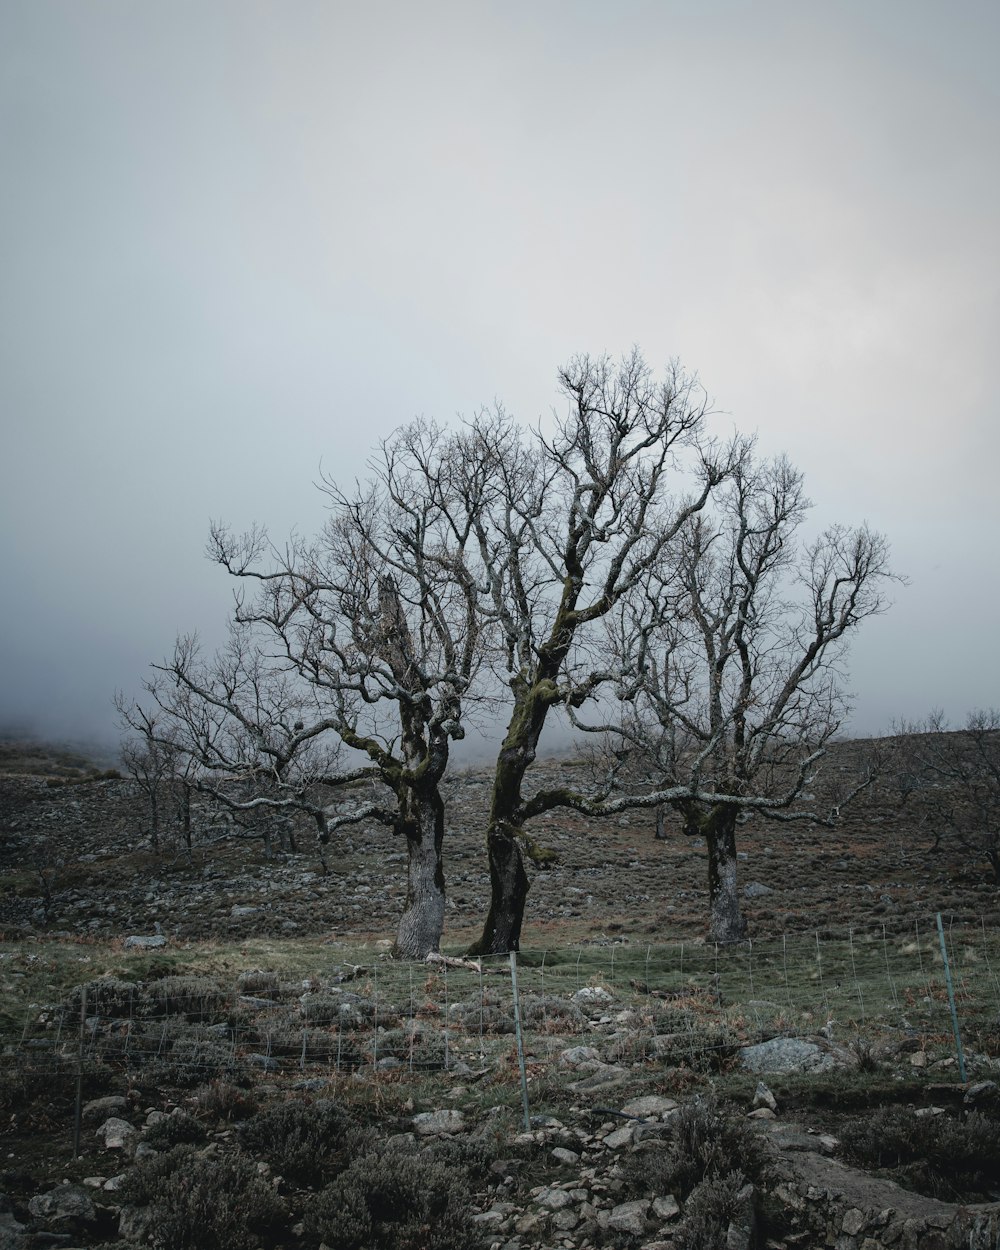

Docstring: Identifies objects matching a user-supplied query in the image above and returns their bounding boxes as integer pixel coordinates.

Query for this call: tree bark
[468,820,529,955]
[393,788,447,959]
[704,806,746,944]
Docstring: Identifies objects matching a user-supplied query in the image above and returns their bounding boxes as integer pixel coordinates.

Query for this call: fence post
[508,952,531,1132]
[73,985,86,1157]
[936,912,967,1082]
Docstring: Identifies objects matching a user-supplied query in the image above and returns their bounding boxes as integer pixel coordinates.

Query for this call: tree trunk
[393,789,446,959]
[655,804,668,840]
[705,807,746,944]
[468,820,529,955]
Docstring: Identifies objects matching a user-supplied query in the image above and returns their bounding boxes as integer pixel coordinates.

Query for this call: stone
[753,1081,777,1111]
[607,1199,651,1235]
[0,1205,27,1250]
[909,1050,927,1068]
[842,1208,866,1236]
[412,1108,465,1136]
[535,1188,573,1211]
[28,1185,96,1225]
[123,934,166,949]
[230,905,264,918]
[652,1194,680,1221]
[964,1079,999,1108]
[603,1126,634,1149]
[748,1107,776,1120]
[96,1117,137,1149]
[744,881,773,898]
[551,1147,580,1165]
[558,1045,602,1068]
[82,1094,129,1122]
[740,1037,836,1074]
[620,1094,679,1119]
[568,1063,630,1092]
[551,1208,579,1230]
[573,986,613,1005]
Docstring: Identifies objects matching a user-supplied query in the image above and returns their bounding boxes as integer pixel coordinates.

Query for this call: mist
[2,1,997,757]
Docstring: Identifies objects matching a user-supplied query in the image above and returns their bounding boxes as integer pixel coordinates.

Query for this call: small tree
[115,697,194,854]
[577,449,897,942]
[892,710,1000,883]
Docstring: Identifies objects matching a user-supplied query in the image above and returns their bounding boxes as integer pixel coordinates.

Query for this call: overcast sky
[1,0,997,755]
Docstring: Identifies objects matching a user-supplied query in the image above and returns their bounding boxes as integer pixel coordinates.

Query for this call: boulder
[740,1037,836,1074]
[412,1109,465,1136]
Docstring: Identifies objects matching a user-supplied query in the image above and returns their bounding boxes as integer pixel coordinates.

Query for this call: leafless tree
[448,351,738,954]
[891,710,1000,883]
[205,421,484,957]
[115,695,196,853]
[575,449,898,942]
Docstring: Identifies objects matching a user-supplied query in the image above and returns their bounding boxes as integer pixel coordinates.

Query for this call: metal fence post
[508,952,531,1132]
[936,912,968,1082]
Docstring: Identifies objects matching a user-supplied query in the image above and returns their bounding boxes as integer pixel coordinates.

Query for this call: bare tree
[206,421,484,957]
[891,710,1000,883]
[115,696,195,853]
[451,352,736,953]
[580,449,898,942]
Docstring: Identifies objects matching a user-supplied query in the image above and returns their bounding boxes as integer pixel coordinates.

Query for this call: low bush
[118,1145,286,1249]
[238,1098,371,1187]
[143,976,230,1020]
[840,1106,1000,1201]
[191,1080,258,1122]
[673,1170,754,1250]
[303,1151,476,1250]
[144,1110,207,1148]
[622,1096,769,1202]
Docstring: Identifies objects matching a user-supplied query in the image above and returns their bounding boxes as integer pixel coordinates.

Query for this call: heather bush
[118,1145,286,1249]
[238,1098,371,1187]
[303,1152,476,1250]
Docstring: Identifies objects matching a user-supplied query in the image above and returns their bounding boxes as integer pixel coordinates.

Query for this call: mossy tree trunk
[394,786,447,959]
[683,802,746,945]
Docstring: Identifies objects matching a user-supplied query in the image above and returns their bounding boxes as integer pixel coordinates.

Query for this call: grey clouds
[1,0,997,751]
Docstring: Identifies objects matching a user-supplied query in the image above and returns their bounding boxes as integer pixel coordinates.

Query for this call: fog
[1,1,997,757]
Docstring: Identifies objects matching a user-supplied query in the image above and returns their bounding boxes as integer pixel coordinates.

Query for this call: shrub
[191,1080,258,1123]
[143,976,230,1020]
[520,995,587,1031]
[840,1106,1000,1201]
[303,1151,476,1250]
[144,1110,207,1148]
[673,1171,754,1250]
[622,1097,769,1202]
[238,1098,370,1187]
[118,1145,286,1249]
[65,978,140,1019]
[423,1132,503,1182]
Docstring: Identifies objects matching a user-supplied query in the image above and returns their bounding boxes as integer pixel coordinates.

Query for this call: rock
[607,1199,651,1235]
[752,1081,777,1112]
[558,1045,602,1068]
[123,934,166,949]
[230,905,264,918]
[964,1079,1000,1108]
[82,1094,129,1122]
[910,1050,927,1067]
[412,1109,465,1136]
[652,1194,680,1221]
[96,1116,137,1149]
[551,1147,580,1165]
[744,881,773,898]
[620,1094,678,1119]
[568,1063,630,1092]
[603,1125,634,1149]
[27,1185,96,1225]
[573,986,613,1005]
[0,1199,27,1250]
[535,1187,573,1211]
[740,1037,836,1074]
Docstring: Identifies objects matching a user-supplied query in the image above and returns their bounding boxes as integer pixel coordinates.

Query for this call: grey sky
[1,0,997,752]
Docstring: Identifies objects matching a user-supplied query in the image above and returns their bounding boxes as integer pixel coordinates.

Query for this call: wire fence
[4,916,999,1143]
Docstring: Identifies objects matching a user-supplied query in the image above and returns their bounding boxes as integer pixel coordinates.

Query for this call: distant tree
[892,710,1000,883]
[570,449,898,942]
[115,697,194,853]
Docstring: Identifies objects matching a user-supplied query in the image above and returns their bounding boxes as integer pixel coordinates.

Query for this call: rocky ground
[1,740,997,949]
[2,738,1000,1249]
